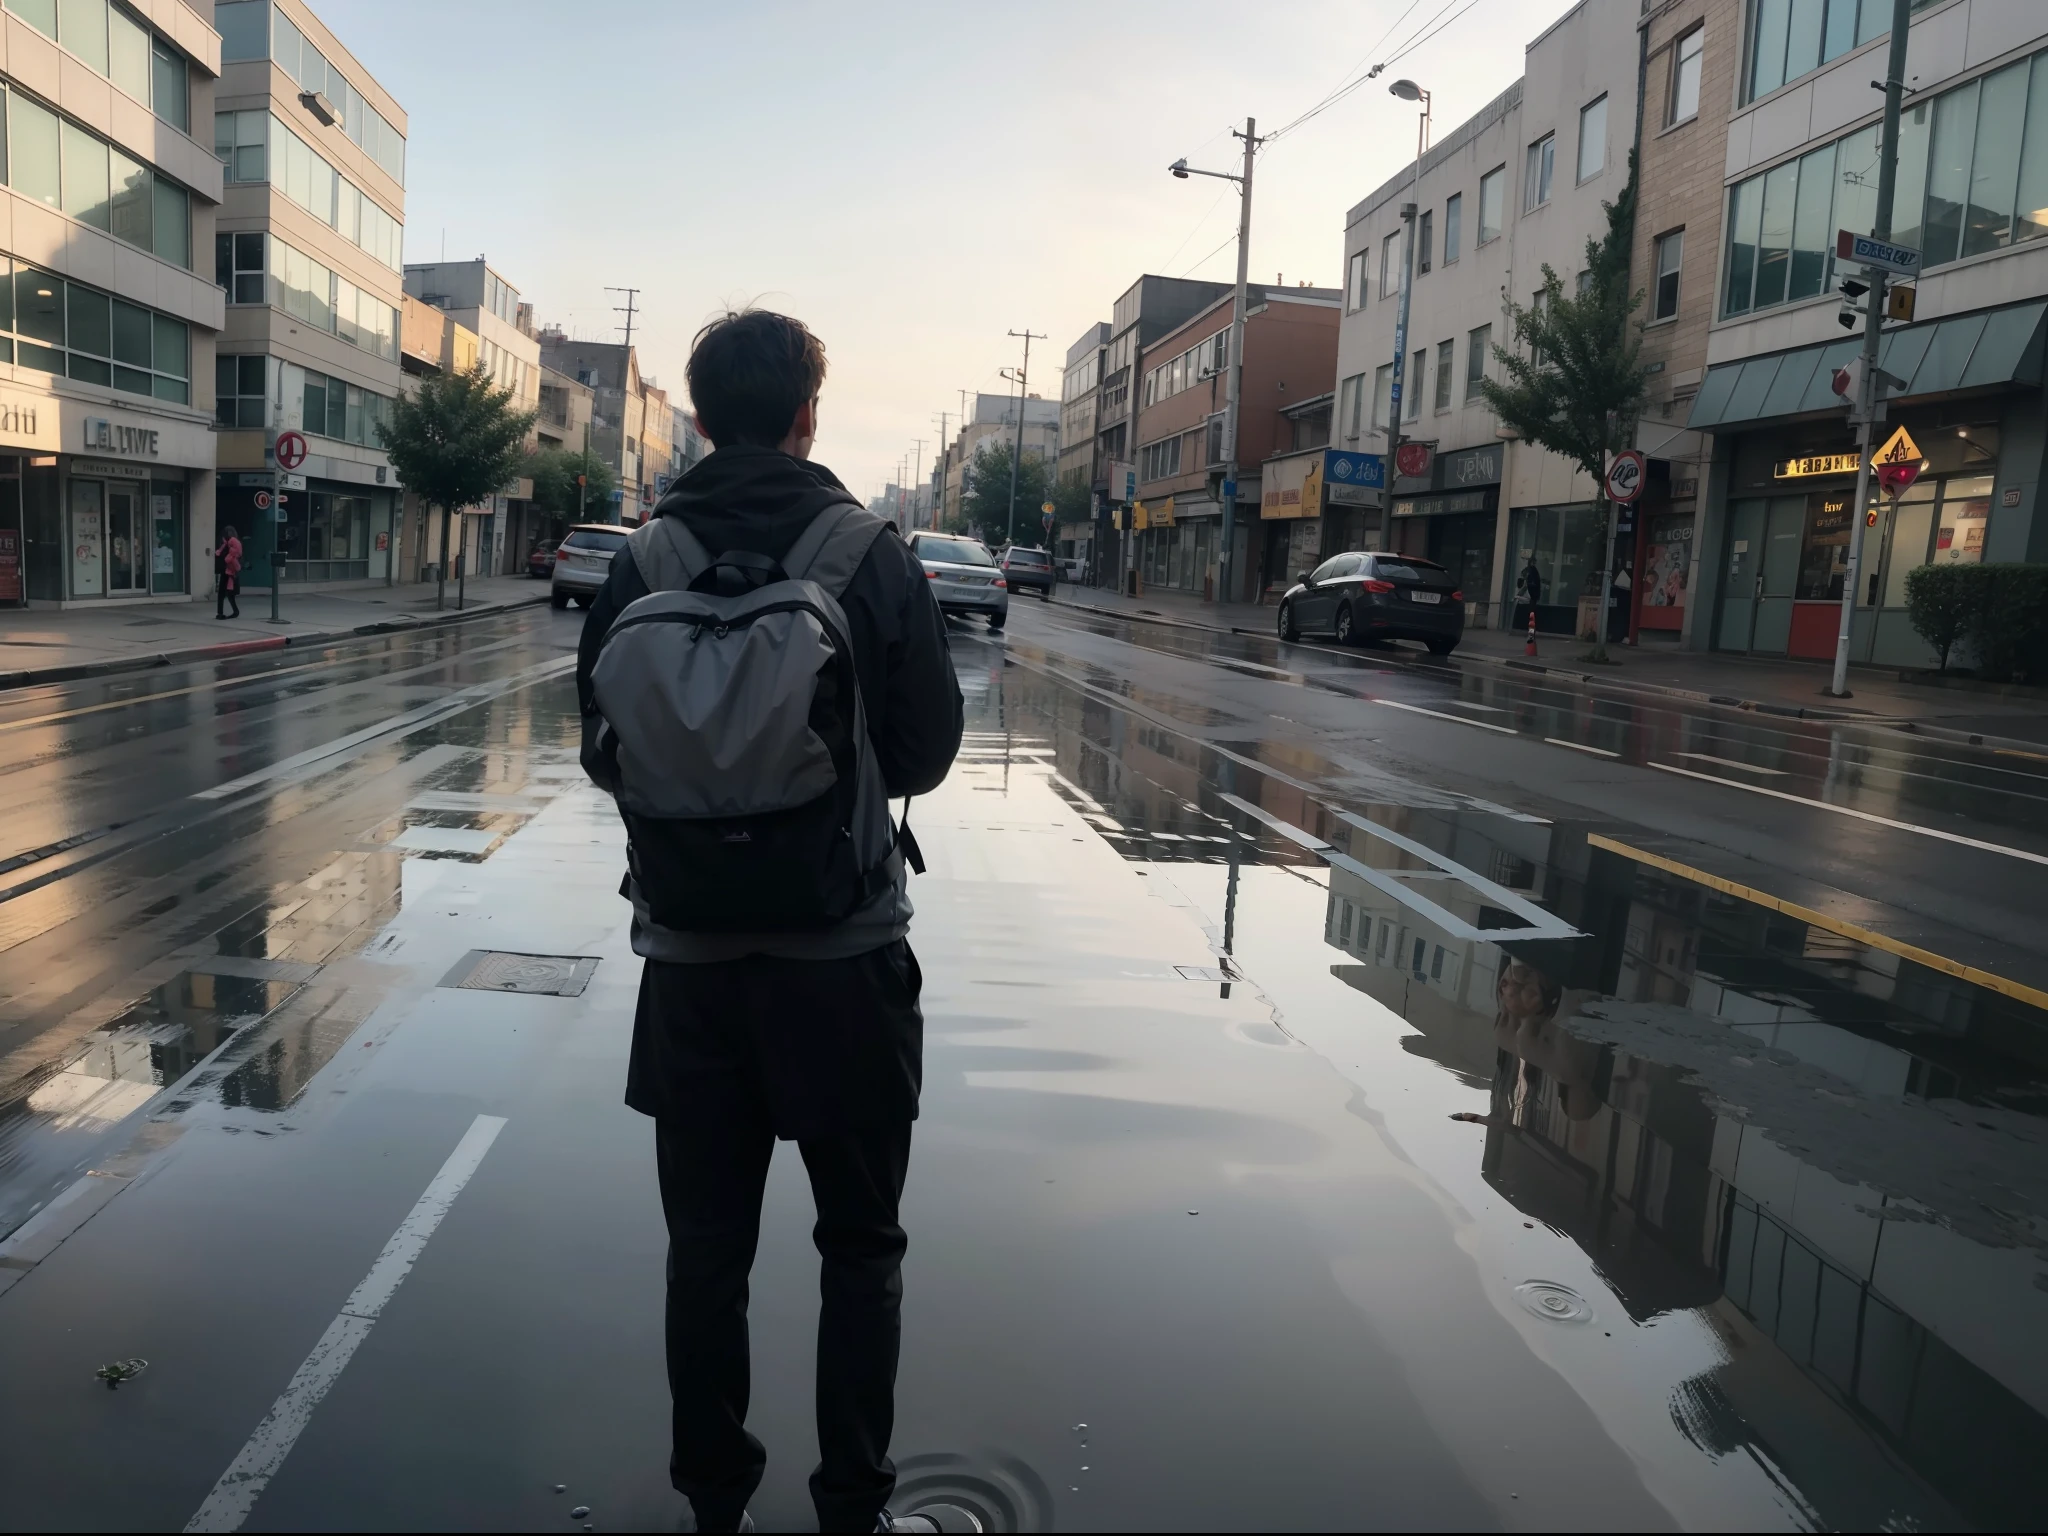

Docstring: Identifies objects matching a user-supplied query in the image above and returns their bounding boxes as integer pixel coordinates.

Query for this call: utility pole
[1005,330,1045,548]
[605,286,639,526]
[1385,84,1431,559]
[1830,0,1912,698]
[932,411,951,531]
[909,439,925,529]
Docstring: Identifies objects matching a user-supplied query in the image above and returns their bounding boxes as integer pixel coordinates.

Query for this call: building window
[1577,95,1607,183]
[1381,231,1402,297]
[1417,208,1434,273]
[9,1,191,131]
[217,111,405,272]
[269,1,407,184]
[1748,0,1900,105]
[1723,45,2048,318]
[1347,248,1368,311]
[0,257,189,400]
[1671,26,1704,125]
[1653,230,1683,320]
[1478,167,1504,243]
[1372,363,1392,431]
[216,230,267,304]
[215,109,268,183]
[1406,350,1425,419]
[284,362,393,447]
[1524,134,1555,210]
[1466,324,1492,400]
[1139,435,1182,482]
[1338,372,1365,442]
[1443,192,1462,264]
[1434,339,1454,409]
[2,84,191,266]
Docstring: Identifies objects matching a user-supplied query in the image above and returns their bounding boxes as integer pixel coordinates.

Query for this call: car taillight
[1451,589,1464,601]
[925,568,939,579]
[1363,578,1394,594]
[994,577,1007,589]
[554,548,569,562]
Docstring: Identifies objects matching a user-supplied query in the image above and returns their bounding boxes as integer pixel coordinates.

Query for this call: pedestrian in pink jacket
[213,526,242,619]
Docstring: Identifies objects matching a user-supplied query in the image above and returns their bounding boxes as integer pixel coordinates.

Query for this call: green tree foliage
[955,440,1055,548]
[379,365,536,604]
[1905,562,2048,678]
[1051,473,1094,528]
[527,445,615,527]
[1477,151,1649,657]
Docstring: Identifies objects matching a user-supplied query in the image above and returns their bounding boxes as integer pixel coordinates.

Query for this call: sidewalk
[0,574,553,690]
[1048,582,2048,745]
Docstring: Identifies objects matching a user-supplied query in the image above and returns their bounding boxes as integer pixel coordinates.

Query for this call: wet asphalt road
[0,597,2043,1530]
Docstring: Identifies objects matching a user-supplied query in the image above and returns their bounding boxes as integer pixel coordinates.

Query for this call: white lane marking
[194,657,573,800]
[1440,700,1509,712]
[1673,750,1789,776]
[184,1115,508,1533]
[1649,761,2048,866]
[1366,697,1518,734]
[1544,737,1620,758]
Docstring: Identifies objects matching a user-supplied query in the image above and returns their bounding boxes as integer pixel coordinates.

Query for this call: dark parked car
[526,539,559,578]
[1276,551,1465,654]
[999,545,1055,600]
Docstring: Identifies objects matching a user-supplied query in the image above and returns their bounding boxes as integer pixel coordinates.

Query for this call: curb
[1,593,550,694]
[1051,593,2048,756]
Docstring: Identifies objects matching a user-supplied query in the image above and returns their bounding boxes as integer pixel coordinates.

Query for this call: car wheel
[1278,600,1300,643]
[1426,636,1457,656]
[1334,602,1356,646]
[1038,587,1050,601]
[549,589,568,609]
[573,595,591,609]
[988,616,1005,632]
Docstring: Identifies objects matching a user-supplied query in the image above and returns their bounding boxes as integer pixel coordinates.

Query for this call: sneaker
[876,1505,982,1534]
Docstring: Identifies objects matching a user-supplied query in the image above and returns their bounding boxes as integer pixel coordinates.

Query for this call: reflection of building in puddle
[210,984,381,1113]
[1325,837,2048,1529]
[16,972,295,1132]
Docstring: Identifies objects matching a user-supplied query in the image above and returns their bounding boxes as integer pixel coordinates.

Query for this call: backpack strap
[629,515,716,593]
[782,500,889,600]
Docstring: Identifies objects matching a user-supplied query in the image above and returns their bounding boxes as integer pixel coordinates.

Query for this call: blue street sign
[1324,450,1384,488]
[1221,479,1237,501]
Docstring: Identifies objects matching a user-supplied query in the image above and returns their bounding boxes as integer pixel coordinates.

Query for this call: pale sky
[314,0,1575,498]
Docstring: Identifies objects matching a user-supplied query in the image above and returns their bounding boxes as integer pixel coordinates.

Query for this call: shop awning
[1686,300,2048,432]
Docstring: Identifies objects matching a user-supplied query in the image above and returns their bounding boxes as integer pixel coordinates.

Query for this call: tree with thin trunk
[527,445,615,537]
[379,365,536,609]
[1477,151,1649,661]
[956,440,1054,548]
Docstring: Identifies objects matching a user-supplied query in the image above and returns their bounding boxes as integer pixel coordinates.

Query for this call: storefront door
[69,480,105,598]
[106,486,146,595]
[150,484,187,595]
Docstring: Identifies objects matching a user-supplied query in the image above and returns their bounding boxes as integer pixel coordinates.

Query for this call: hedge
[1904,563,2048,680]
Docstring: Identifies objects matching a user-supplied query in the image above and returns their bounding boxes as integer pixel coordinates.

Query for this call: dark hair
[686,308,827,449]
[222,525,237,539]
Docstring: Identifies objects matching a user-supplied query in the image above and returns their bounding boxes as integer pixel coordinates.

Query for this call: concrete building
[1092,274,1231,587]
[0,0,224,609]
[1682,0,2048,666]
[1336,0,1639,632]
[394,288,471,580]
[939,390,1058,530]
[1056,321,1108,570]
[403,258,542,575]
[1630,0,1743,646]
[536,331,663,526]
[210,0,407,590]
[1129,282,1341,600]
[536,360,592,455]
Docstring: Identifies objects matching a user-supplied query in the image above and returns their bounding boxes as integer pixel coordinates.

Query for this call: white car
[550,524,628,608]
[907,533,1009,630]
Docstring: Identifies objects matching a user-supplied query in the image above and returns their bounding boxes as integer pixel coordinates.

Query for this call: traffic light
[1837,277,1870,331]
[1886,284,1916,322]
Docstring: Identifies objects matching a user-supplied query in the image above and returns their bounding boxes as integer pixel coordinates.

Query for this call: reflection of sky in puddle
[975,660,2048,1530]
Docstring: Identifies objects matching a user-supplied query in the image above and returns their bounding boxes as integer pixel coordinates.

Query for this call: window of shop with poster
[276,488,394,583]
[0,456,21,606]
[1637,512,1692,631]
[1507,502,1603,633]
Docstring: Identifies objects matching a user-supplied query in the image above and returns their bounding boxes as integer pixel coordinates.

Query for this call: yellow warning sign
[1874,425,1921,465]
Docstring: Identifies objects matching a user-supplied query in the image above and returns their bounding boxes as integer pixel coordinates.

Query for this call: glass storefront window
[1795,490,1855,600]
[1880,484,1937,608]
[1933,475,1993,565]
[1509,502,1602,619]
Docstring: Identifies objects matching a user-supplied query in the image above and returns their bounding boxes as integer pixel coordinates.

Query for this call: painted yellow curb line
[1585,833,2048,1013]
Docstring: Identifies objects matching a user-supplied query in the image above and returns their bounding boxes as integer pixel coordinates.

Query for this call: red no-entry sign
[274,431,308,470]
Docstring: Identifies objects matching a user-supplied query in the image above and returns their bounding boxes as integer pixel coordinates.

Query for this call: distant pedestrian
[1518,556,1544,611]
[578,309,967,1535]
[213,526,242,619]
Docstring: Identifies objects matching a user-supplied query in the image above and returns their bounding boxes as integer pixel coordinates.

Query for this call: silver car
[550,523,629,608]
[908,532,1008,630]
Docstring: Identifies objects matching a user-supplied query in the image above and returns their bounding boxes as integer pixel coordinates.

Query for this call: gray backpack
[589,502,908,933]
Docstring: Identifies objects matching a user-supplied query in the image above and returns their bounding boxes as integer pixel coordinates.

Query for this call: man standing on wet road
[576,309,964,1534]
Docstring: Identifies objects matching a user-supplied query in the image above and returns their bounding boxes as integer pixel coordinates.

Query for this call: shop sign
[82,417,160,457]
[0,394,53,450]
[1441,443,1502,487]
[1672,478,1699,499]
[1324,449,1383,505]
[1774,452,1860,479]
[1392,490,1490,518]
[72,458,150,480]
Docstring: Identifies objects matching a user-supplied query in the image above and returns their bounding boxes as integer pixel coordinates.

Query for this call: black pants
[217,577,239,618]
[633,945,923,1533]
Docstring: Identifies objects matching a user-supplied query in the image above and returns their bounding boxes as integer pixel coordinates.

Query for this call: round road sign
[274,431,308,470]
[1395,442,1433,480]
[253,490,273,510]
[1604,449,1646,504]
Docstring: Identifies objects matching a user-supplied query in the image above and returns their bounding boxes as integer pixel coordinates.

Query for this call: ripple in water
[1514,1279,1593,1324]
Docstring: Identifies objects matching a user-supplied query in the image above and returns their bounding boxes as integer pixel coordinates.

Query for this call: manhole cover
[438,951,599,997]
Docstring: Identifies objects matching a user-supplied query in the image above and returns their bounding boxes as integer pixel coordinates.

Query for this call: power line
[1264,0,1479,145]
[1268,0,1429,140]
[1382,0,1484,70]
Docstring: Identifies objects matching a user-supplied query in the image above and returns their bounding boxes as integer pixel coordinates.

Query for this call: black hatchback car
[999,545,1055,600]
[1277,551,1465,654]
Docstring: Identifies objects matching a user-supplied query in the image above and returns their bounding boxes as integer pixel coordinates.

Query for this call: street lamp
[1381,80,1430,554]
[1167,119,1263,605]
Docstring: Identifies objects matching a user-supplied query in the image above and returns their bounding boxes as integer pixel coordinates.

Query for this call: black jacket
[576,445,963,801]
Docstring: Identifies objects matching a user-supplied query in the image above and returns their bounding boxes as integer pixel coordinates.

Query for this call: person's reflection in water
[1451,958,1604,1128]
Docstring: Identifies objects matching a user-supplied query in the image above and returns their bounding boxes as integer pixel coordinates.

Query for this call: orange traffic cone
[1525,609,1538,658]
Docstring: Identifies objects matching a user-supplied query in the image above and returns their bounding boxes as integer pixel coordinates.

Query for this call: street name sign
[1835,230,1920,277]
